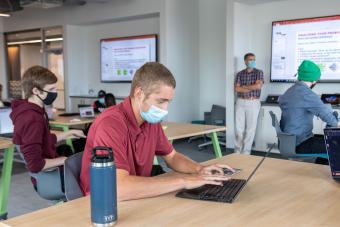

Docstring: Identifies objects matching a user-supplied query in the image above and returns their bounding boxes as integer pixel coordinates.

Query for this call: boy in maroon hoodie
[10,66,85,187]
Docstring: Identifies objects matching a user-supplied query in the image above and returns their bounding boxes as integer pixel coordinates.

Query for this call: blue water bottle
[90,146,117,226]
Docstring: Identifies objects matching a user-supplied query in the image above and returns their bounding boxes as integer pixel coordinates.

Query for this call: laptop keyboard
[199,179,246,202]
[176,179,247,203]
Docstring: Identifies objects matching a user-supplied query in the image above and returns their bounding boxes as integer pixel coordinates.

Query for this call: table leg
[153,156,159,165]
[50,124,74,152]
[0,146,14,220]
[211,132,222,158]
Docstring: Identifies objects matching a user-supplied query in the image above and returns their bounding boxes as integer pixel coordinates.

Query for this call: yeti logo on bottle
[104,214,116,222]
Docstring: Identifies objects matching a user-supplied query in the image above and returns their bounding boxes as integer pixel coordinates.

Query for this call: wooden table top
[162,122,226,140]
[49,115,95,126]
[0,131,76,150]
[4,154,339,227]
[0,138,13,150]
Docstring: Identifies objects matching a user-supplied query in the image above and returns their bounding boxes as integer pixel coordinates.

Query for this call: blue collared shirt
[279,81,338,145]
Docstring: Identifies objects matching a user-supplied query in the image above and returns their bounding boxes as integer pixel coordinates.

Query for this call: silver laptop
[79,106,95,118]
[0,108,14,137]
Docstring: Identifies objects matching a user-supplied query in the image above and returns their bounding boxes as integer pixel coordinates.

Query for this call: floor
[0,138,304,219]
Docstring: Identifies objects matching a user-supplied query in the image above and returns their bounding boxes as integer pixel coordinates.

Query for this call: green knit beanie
[297,60,321,82]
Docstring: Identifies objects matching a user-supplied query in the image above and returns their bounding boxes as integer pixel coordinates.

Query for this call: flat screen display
[101,34,157,82]
[271,15,340,82]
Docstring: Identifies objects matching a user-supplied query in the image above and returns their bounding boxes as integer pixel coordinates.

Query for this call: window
[5,26,65,109]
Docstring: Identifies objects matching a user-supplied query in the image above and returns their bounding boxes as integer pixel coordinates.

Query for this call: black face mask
[36,88,58,106]
[310,83,317,89]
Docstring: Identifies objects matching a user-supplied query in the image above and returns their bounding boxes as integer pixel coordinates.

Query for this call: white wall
[162,0,200,122]
[198,0,227,119]
[233,2,252,73]
[63,25,87,109]
[225,0,236,148]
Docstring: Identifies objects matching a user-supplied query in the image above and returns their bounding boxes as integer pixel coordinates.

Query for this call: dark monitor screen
[325,129,340,178]
[321,94,340,106]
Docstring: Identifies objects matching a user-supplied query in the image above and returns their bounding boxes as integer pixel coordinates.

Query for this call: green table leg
[153,156,159,165]
[0,146,14,220]
[211,132,223,158]
[50,124,74,152]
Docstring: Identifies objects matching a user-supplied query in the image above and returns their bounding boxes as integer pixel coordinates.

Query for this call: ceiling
[0,0,111,13]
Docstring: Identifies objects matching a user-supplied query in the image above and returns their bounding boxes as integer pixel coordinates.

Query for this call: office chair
[15,145,66,201]
[198,105,226,150]
[269,111,328,159]
[64,152,84,201]
[188,117,209,144]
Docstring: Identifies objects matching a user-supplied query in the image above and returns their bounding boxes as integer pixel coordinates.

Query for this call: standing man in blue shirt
[279,60,339,155]
[234,53,264,155]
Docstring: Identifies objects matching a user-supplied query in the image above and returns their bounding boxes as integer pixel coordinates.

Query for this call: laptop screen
[321,94,340,106]
[79,106,94,118]
[325,129,340,177]
[0,108,13,134]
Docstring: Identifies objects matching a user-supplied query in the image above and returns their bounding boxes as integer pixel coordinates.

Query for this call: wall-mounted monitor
[101,34,157,83]
[271,15,340,82]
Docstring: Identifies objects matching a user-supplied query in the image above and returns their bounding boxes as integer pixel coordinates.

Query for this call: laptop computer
[321,94,340,106]
[0,108,14,138]
[324,128,340,181]
[79,106,95,118]
[176,144,274,203]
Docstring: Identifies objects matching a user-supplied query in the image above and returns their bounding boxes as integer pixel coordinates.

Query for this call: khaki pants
[234,99,261,155]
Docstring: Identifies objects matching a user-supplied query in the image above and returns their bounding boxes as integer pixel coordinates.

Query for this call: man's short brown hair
[22,66,58,99]
[130,62,176,97]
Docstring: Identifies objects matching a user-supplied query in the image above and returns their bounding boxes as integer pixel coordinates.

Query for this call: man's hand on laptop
[56,129,86,142]
[182,174,231,189]
[198,164,235,176]
[68,130,86,139]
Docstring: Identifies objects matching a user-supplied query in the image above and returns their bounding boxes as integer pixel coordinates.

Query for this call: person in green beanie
[279,60,339,161]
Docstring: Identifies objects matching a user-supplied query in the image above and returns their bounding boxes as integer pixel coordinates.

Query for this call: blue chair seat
[296,153,328,159]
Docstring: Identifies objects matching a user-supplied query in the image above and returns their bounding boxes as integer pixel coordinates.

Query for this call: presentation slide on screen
[271,16,340,82]
[101,35,156,82]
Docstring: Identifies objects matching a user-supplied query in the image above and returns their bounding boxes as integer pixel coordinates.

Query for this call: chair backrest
[268,112,297,158]
[277,132,298,158]
[15,145,65,201]
[204,112,212,125]
[268,111,281,133]
[64,152,84,201]
[210,105,226,126]
[34,168,65,200]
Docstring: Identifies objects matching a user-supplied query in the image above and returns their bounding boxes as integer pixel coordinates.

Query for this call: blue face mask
[140,105,168,124]
[99,98,105,105]
[247,60,256,69]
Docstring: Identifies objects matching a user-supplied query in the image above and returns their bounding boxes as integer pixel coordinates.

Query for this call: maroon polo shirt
[80,97,173,195]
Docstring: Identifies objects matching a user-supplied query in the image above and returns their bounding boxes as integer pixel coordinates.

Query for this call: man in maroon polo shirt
[80,62,233,201]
